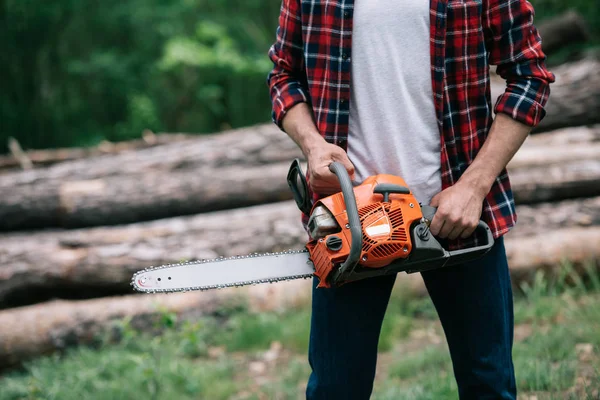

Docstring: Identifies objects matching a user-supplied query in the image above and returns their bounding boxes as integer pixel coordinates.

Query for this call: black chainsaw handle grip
[329,162,362,275]
[286,158,312,215]
[421,204,495,265]
[445,221,495,265]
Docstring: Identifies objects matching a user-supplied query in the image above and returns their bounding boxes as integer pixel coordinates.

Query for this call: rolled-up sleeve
[483,0,556,127]
[267,0,310,129]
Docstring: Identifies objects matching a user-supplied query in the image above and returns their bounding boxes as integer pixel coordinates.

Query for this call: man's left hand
[428,182,486,240]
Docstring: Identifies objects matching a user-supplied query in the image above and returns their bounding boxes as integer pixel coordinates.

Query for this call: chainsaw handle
[445,220,495,265]
[329,162,362,275]
[420,205,494,264]
[287,158,312,215]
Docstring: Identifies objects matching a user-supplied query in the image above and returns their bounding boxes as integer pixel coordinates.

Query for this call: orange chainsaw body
[306,174,424,288]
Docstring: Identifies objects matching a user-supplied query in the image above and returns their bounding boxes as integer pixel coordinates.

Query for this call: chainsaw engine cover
[306,174,423,288]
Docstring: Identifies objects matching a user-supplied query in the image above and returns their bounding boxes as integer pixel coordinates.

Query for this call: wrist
[299,129,327,157]
[458,170,495,199]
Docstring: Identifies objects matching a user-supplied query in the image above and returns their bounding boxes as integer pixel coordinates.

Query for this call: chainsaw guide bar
[131,250,314,293]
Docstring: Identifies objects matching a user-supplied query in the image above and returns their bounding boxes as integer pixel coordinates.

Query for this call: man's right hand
[281,103,356,195]
[305,141,355,196]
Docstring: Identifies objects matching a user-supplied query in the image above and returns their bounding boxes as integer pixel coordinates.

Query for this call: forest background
[1,0,598,154]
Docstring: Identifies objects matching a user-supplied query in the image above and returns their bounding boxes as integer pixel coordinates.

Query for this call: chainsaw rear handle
[328,162,363,277]
[444,220,495,265]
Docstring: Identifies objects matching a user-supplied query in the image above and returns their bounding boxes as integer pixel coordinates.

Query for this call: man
[267,0,554,398]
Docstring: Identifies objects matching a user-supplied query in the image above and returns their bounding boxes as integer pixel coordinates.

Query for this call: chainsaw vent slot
[371,243,404,258]
[358,202,408,258]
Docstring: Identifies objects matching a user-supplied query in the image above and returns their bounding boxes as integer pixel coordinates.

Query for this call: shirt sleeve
[266,0,311,130]
[483,0,556,127]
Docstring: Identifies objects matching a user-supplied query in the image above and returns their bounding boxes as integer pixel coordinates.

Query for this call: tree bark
[1,147,598,231]
[537,58,600,133]
[0,291,231,370]
[0,224,598,370]
[536,11,590,55]
[510,159,600,204]
[1,197,599,309]
[520,125,600,147]
[0,123,301,189]
[0,133,195,172]
[490,58,600,133]
[0,162,298,231]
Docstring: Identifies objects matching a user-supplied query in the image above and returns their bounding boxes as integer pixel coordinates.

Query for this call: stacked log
[1,196,599,309]
[1,123,599,231]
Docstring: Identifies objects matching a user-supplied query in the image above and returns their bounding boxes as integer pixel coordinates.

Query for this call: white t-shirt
[347,0,442,205]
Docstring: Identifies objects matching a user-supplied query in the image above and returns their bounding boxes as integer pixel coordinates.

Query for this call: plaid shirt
[267,0,554,249]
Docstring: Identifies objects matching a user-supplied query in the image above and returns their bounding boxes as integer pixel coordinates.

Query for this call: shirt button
[342,53,349,61]
[344,11,349,17]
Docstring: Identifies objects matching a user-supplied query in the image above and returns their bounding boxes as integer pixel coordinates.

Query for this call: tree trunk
[1,148,598,231]
[508,143,600,169]
[0,201,305,309]
[490,59,600,133]
[0,133,195,172]
[536,11,590,55]
[0,162,298,231]
[0,291,228,370]
[520,125,600,147]
[1,197,599,309]
[537,58,600,133]
[0,224,598,370]
[0,123,301,189]
[510,159,600,204]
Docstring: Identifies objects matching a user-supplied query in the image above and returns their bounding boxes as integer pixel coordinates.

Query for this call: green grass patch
[389,346,453,380]
[515,358,577,392]
[211,307,312,353]
[0,330,238,400]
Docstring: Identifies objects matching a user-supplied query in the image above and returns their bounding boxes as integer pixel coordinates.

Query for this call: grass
[1,263,599,400]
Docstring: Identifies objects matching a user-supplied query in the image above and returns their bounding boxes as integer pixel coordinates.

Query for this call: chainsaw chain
[130,249,313,293]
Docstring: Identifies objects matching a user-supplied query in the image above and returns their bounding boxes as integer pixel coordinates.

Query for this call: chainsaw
[131,159,494,293]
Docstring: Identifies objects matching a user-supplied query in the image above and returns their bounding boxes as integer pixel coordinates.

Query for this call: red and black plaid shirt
[267,0,555,248]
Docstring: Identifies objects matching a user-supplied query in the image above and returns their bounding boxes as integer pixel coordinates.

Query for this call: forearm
[281,103,327,157]
[458,113,531,197]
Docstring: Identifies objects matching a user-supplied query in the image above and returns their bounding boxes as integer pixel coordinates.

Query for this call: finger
[430,192,441,207]
[438,217,455,239]
[429,214,444,236]
[447,224,464,240]
[332,149,356,179]
[460,222,478,239]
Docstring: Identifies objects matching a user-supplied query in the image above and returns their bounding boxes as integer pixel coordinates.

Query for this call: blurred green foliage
[0,0,598,153]
[0,0,280,152]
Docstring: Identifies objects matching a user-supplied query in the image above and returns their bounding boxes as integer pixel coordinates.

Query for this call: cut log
[536,11,590,55]
[1,146,598,231]
[510,159,600,204]
[537,58,600,132]
[490,58,600,133]
[0,291,232,370]
[0,162,297,231]
[509,143,600,169]
[0,123,301,189]
[0,201,306,309]
[0,224,598,370]
[0,133,196,172]
[520,125,600,147]
[1,197,599,309]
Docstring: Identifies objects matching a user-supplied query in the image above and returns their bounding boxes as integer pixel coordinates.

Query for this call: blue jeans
[305,236,516,399]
